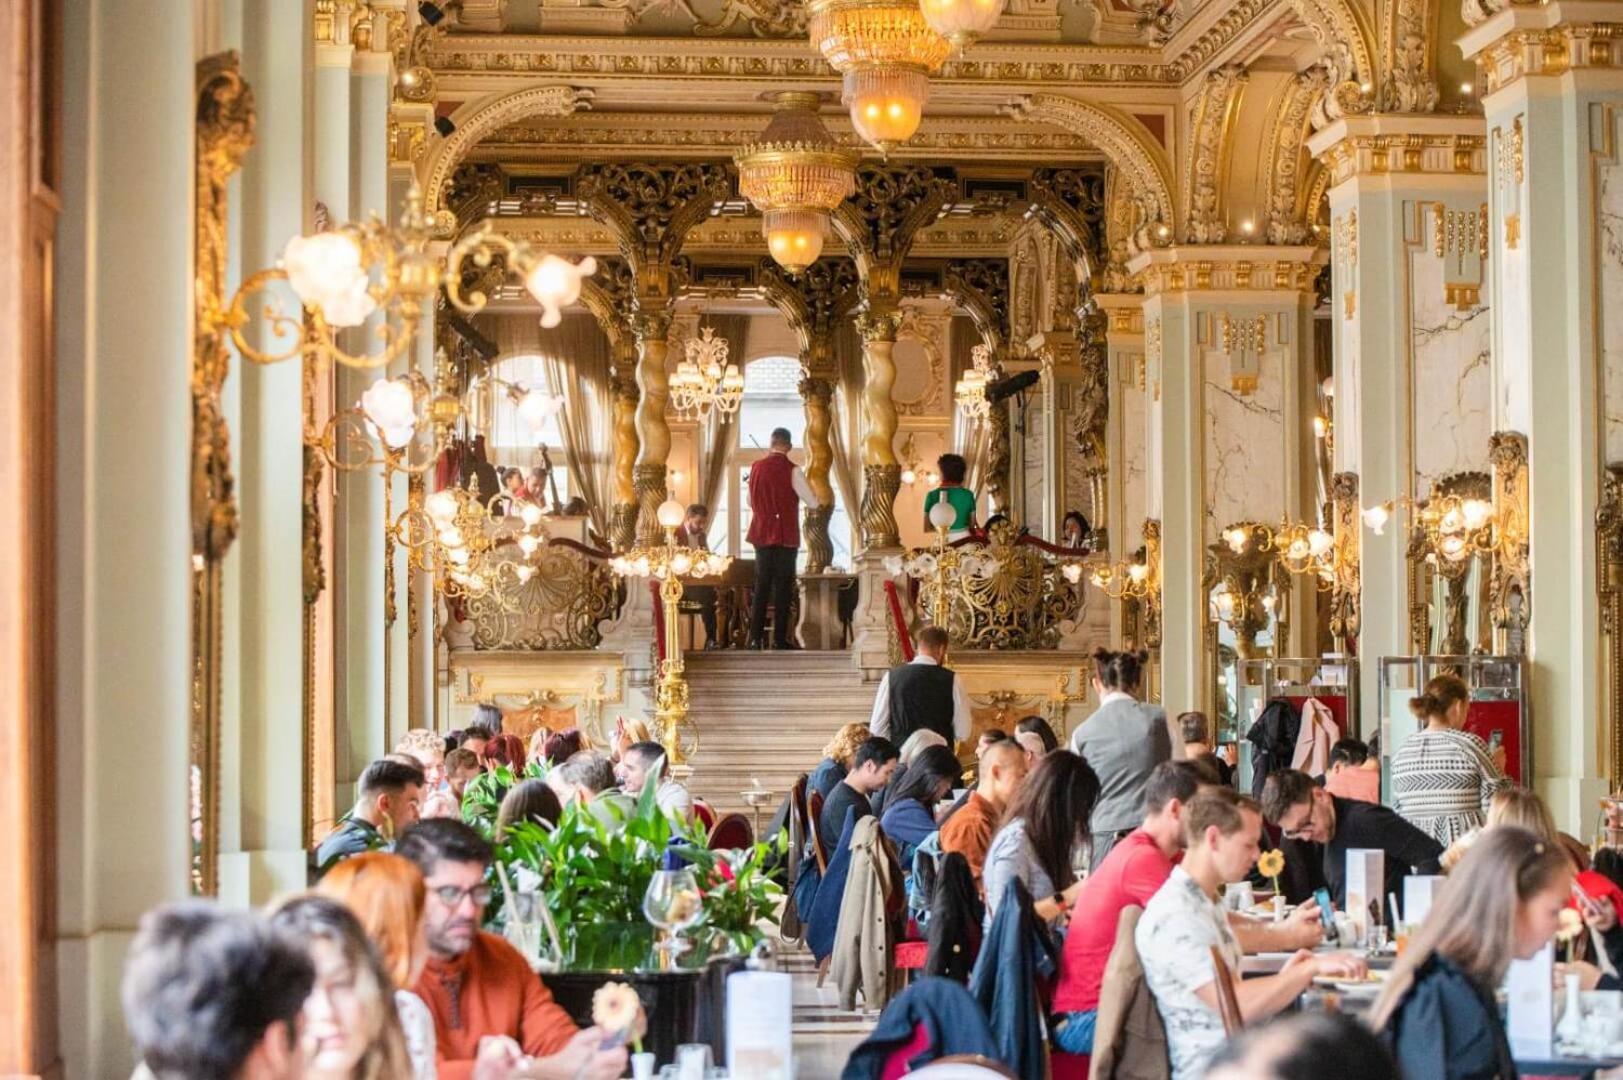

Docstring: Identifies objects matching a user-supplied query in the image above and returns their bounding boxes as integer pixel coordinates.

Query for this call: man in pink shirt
[1051,761,1326,1054]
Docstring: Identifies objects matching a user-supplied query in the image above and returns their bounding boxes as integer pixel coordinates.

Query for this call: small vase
[1558,972,1585,1047]
[631,1051,656,1080]
[1271,894,1287,923]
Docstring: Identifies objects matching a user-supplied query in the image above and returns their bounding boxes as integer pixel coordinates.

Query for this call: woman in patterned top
[1390,673,1509,845]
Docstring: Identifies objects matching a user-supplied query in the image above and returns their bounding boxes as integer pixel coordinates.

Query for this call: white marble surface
[1410,244,1492,491]
[1205,336,1286,536]
[1123,378,1147,539]
[1601,160,1623,463]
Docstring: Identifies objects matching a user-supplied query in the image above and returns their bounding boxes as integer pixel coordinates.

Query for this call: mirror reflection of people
[923,453,976,539]
[746,427,819,650]
[1062,510,1091,549]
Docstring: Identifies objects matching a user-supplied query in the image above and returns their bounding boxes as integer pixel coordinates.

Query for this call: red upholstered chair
[1049,1052,1091,1080]
[692,799,718,832]
[879,1021,934,1080]
[707,812,754,850]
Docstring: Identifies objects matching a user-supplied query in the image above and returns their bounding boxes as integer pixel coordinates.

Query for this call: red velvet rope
[884,580,915,661]
[649,579,666,665]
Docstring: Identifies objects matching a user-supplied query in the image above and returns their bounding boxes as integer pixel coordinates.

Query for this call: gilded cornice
[1306,115,1488,185]
[1460,15,1623,95]
[486,214,1018,258]
[1125,244,1325,295]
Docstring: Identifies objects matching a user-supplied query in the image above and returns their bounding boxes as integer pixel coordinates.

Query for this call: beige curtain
[828,320,864,531]
[949,315,988,501]
[695,314,748,517]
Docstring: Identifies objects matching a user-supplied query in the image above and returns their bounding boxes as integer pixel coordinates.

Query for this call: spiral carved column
[610,361,640,551]
[632,309,673,545]
[800,374,837,572]
[857,309,903,550]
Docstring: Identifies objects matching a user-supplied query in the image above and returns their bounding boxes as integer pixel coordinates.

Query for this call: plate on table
[1314,972,1385,994]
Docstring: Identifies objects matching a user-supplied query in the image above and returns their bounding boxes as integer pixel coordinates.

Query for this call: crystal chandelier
[807,0,952,153]
[670,326,745,419]
[736,92,859,274]
[918,0,1006,49]
[954,343,994,420]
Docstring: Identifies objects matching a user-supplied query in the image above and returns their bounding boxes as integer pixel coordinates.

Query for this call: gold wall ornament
[1489,431,1530,656]
[467,543,624,651]
[1219,313,1269,395]
[191,51,256,897]
[1207,522,1289,659]
[1597,464,1623,782]
[1328,471,1362,645]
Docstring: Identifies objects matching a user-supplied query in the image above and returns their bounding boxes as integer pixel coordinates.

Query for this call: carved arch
[1263,65,1332,245]
[1007,95,1176,255]
[418,85,596,229]
[1286,0,1377,88]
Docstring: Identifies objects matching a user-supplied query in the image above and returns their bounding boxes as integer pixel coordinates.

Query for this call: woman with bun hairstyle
[1068,647,1183,869]
[1389,673,1509,845]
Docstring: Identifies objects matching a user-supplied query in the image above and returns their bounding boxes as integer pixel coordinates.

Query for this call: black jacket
[1245,698,1301,798]
[925,851,984,984]
[1321,797,1444,907]
[840,976,1000,1079]
[1383,953,1517,1080]
[968,877,1058,1079]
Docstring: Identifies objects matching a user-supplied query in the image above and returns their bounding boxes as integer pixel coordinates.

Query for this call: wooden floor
[782,945,877,1077]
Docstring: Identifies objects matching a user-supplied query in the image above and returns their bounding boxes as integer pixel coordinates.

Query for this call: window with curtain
[476,354,571,502]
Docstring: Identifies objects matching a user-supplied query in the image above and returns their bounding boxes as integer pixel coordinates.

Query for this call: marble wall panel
[1123,382,1147,542]
[1204,328,1287,537]
[1409,245,1492,494]
[1600,159,1623,463]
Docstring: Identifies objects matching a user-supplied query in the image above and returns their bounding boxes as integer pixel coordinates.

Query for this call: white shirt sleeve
[869,672,892,738]
[952,673,973,744]
[791,465,821,509]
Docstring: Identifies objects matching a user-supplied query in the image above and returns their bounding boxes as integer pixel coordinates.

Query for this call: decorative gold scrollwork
[467,545,622,651]
[1597,464,1623,782]
[914,521,1085,650]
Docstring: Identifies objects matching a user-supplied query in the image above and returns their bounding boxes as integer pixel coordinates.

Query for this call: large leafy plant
[460,760,549,839]
[675,830,788,956]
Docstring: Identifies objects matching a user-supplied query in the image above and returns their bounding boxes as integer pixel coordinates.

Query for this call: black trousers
[749,544,798,647]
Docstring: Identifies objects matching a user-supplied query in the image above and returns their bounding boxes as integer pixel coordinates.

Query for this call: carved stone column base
[850,555,904,675]
[633,463,667,547]
[803,504,834,574]
[610,501,639,553]
[860,463,902,551]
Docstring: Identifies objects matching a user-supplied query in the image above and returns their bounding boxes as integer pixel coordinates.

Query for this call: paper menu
[1506,942,1554,1058]
[726,970,794,1080]
[1402,876,1444,925]
[1345,848,1385,946]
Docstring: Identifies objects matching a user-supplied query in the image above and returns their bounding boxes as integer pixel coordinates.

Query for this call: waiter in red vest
[746,426,821,649]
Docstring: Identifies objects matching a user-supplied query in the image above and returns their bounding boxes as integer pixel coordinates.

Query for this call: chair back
[708,812,754,850]
[808,788,828,872]
[692,798,718,832]
[1208,945,1243,1036]
[787,772,809,852]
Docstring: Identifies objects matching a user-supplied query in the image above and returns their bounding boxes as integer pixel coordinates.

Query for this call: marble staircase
[680,650,877,823]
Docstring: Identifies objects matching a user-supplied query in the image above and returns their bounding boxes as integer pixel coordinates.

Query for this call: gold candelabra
[609,500,733,764]
[1361,487,1497,566]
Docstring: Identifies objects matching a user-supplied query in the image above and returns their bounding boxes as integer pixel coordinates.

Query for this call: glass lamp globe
[763,209,828,273]
[523,254,597,328]
[657,499,686,530]
[919,0,1005,48]
[844,67,928,152]
[928,499,958,531]
[426,490,458,524]
[1308,529,1334,557]
[517,389,562,431]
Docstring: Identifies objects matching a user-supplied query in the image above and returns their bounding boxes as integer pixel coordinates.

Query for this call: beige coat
[1090,905,1171,1080]
[830,815,900,1012]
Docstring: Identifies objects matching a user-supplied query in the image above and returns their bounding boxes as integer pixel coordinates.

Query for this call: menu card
[1506,941,1554,1058]
[1345,848,1385,946]
[726,970,793,1080]
[1402,876,1445,925]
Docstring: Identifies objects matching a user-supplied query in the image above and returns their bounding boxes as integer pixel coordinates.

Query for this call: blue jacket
[879,798,937,868]
[969,876,1058,1079]
[806,809,858,962]
[840,976,1000,1079]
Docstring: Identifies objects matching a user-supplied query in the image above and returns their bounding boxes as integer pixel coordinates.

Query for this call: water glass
[644,869,703,955]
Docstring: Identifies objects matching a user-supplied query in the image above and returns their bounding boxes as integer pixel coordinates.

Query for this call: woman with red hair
[478,732,526,774]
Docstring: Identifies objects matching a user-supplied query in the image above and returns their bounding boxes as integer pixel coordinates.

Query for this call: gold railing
[465,540,622,650]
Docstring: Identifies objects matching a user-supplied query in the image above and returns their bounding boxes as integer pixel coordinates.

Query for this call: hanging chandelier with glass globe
[918,0,1006,49]
[670,326,745,420]
[807,0,953,153]
[735,92,859,274]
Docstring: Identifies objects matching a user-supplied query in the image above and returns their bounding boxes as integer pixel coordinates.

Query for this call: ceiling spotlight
[434,115,456,138]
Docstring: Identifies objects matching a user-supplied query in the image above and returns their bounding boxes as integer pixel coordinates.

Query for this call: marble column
[1461,6,1623,827]
[54,1,194,1074]
[217,0,313,908]
[632,309,673,546]
[1098,295,1148,647]
[1126,247,1321,714]
[609,344,641,552]
[1307,115,1490,739]
[799,373,837,573]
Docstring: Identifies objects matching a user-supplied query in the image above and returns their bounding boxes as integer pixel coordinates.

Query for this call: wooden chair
[707,812,754,850]
[1209,945,1244,1036]
[692,799,718,832]
[808,788,828,873]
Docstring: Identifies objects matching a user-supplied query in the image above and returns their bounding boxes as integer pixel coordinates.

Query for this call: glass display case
[1232,656,1359,795]
[1377,654,1529,788]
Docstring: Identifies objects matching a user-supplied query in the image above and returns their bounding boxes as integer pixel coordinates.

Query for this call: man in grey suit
[1069,648,1185,868]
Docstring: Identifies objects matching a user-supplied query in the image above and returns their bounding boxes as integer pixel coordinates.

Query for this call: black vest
[887,661,957,745]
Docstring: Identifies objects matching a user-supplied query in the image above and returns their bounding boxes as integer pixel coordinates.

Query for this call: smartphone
[1313,887,1335,930]
[1488,729,1504,752]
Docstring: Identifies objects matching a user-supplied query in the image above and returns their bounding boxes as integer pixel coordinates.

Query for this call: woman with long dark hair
[879,744,964,865]
[1069,647,1179,868]
[981,749,1100,930]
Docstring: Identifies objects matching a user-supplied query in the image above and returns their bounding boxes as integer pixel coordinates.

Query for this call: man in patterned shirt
[1136,788,1366,1080]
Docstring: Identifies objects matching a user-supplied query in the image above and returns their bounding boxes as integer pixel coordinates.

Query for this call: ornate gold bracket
[1490,430,1529,656]
[1328,471,1362,648]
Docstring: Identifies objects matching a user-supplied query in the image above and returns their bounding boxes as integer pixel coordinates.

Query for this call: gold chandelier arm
[444,225,525,316]
[314,307,422,371]
[223,267,319,367]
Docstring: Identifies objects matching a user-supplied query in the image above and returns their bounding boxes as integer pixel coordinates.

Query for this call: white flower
[282,232,377,328]
[360,377,417,449]
[591,981,643,1038]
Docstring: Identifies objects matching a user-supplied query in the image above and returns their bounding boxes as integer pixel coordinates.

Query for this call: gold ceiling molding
[1125,245,1325,296]
[420,85,596,226]
[1465,22,1623,96]
[1306,115,1488,186]
[1182,62,1247,244]
[1381,0,1440,113]
[1282,0,1375,90]
[1160,0,1285,81]
[1007,95,1175,253]
[1263,65,1331,245]
[488,215,1018,257]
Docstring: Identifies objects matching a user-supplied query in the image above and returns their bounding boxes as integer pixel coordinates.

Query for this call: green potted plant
[674,831,787,957]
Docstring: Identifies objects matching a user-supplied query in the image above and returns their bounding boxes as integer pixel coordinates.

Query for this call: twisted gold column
[800,374,836,572]
[857,309,903,550]
[610,360,640,551]
[985,397,1011,513]
[632,309,672,545]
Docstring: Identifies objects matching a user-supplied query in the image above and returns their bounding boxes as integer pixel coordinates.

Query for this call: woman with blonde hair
[316,853,436,1080]
[809,722,871,800]
[1371,826,1572,1079]
[610,715,653,763]
[270,894,416,1080]
[1389,673,1509,845]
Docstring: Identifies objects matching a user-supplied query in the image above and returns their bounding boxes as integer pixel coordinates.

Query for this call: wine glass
[644,869,703,957]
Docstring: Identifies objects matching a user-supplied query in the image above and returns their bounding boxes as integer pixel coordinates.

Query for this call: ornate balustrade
[464,538,623,650]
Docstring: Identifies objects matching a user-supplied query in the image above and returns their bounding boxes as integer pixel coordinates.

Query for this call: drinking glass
[644,869,703,956]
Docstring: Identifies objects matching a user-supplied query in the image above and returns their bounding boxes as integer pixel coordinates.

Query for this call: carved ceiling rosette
[831,162,956,305]
[757,256,862,374]
[576,161,733,304]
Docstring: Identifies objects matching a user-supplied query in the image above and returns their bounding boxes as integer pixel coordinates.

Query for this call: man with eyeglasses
[396,819,630,1080]
[1260,768,1443,907]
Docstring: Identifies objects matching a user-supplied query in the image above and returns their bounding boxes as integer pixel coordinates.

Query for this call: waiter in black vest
[867,625,972,746]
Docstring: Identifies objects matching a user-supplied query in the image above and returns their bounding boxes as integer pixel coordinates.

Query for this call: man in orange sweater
[940,739,1028,893]
[397,820,628,1080]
